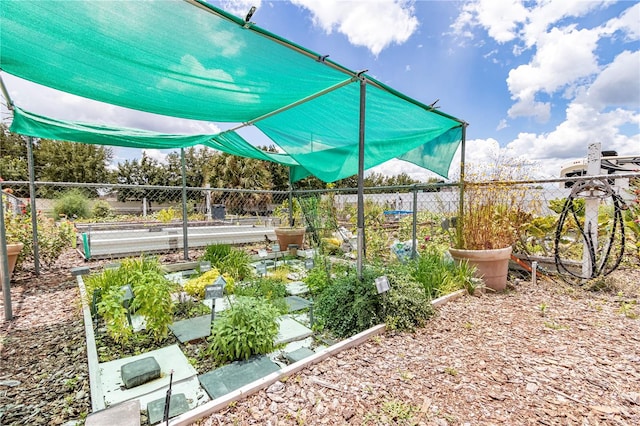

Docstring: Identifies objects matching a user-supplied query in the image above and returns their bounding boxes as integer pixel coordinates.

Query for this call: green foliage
[202,243,232,265]
[92,200,113,218]
[218,248,253,280]
[381,263,434,332]
[410,248,476,298]
[202,244,253,281]
[130,269,175,341]
[53,189,91,219]
[314,263,436,337]
[3,208,75,267]
[305,259,333,297]
[85,256,175,342]
[274,198,304,227]
[207,296,280,363]
[314,266,382,338]
[549,197,585,215]
[235,277,288,314]
[34,139,113,188]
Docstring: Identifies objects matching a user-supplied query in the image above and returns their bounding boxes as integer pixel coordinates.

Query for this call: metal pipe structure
[180,148,189,260]
[456,124,467,248]
[411,185,418,259]
[356,77,366,278]
[1,181,13,320]
[27,137,40,275]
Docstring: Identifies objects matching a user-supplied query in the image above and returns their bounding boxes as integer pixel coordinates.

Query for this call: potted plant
[273,198,305,254]
[448,156,532,291]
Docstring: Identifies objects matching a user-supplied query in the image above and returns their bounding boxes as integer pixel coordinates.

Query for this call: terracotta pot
[1,242,24,283]
[274,227,305,253]
[449,246,512,291]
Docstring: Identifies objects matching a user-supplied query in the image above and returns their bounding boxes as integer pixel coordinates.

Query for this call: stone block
[85,400,140,426]
[71,266,91,276]
[147,393,189,425]
[121,357,161,389]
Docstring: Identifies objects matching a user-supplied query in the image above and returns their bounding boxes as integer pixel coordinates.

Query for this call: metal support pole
[288,169,294,227]
[180,148,189,260]
[456,125,467,248]
[1,181,14,320]
[356,78,367,278]
[411,185,418,259]
[27,137,40,275]
[583,143,600,278]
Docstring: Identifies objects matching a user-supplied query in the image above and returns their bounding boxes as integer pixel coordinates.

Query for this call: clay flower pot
[274,227,305,254]
[2,242,24,283]
[449,246,512,291]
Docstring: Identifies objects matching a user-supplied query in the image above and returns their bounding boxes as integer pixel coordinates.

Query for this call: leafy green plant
[314,266,381,338]
[92,200,113,218]
[304,257,333,297]
[382,263,434,331]
[97,285,133,344]
[207,296,280,363]
[235,276,288,314]
[4,209,75,267]
[410,248,476,298]
[218,248,253,281]
[53,189,91,219]
[202,243,231,266]
[201,244,253,281]
[85,256,175,342]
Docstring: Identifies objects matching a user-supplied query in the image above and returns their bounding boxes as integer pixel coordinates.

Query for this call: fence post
[180,148,189,260]
[411,185,418,259]
[456,125,467,248]
[27,137,40,275]
[1,181,14,320]
[583,143,601,279]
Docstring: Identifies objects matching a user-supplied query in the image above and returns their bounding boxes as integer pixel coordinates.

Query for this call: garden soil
[1,248,639,426]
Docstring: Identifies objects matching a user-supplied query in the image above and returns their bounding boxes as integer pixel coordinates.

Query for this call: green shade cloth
[1,0,465,181]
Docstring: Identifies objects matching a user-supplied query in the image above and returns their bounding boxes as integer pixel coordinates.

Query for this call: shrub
[314,263,438,337]
[305,258,333,297]
[92,200,113,218]
[85,256,175,342]
[183,268,236,299]
[4,211,75,268]
[235,277,288,314]
[53,189,91,219]
[157,207,179,223]
[314,266,382,338]
[207,296,280,363]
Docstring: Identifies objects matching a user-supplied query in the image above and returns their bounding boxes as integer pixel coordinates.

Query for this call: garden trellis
[0,0,467,315]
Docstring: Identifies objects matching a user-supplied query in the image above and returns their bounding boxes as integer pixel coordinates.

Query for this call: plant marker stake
[163,369,174,425]
[532,261,538,285]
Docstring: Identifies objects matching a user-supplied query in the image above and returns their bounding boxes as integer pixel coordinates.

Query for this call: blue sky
[1,0,638,180]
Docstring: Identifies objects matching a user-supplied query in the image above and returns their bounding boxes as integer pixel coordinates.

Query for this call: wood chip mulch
[198,269,640,426]
[1,250,639,426]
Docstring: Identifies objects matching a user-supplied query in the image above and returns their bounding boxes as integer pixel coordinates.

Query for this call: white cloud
[496,119,508,131]
[219,0,263,20]
[506,25,600,121]
[142,149,170,164]
[586,50,640,109]
[405,64,411,71]
[290,0,419,56]
[505,101,640,177]
[451,0,527,43]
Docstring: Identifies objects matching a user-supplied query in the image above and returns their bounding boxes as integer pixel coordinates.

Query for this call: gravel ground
[1,249,639,426]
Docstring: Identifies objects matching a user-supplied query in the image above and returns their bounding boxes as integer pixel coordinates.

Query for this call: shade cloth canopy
[1,0,465,182]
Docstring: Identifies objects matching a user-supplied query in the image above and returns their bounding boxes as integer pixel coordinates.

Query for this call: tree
[115,153,169,202]
[210,153,273,215]
[34,139,113,184]
[0,125,29,194]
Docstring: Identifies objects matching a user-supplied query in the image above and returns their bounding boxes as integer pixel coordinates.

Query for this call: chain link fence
[2,172,639,282]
